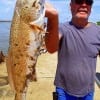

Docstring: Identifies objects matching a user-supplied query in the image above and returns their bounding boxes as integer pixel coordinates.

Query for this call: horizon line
[0,20,11,22]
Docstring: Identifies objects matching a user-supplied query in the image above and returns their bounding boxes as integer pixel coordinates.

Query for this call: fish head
[19,0,45,23]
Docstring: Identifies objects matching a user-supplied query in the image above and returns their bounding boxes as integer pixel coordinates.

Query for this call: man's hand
[45,2,58,19]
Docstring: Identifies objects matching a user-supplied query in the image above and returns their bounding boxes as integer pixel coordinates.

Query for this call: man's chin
[75,14,89,20]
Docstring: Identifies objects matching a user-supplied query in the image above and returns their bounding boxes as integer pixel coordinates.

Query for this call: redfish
[6,0,46,99]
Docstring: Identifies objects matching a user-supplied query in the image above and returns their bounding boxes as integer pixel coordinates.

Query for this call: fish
[6,0,46,99]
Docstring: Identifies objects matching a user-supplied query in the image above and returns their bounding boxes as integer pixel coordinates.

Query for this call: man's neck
[71,18,90,28]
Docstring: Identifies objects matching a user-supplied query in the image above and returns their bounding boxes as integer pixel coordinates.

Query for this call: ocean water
[0,21,11,54]
[0,0,100,54]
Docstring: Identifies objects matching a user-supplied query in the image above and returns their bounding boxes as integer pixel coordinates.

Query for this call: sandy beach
[0,52,100,100]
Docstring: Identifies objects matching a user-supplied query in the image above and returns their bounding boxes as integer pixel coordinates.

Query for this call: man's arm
[45,3,60,53]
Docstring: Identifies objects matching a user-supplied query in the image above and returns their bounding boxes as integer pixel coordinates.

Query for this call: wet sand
[0,52,100,100]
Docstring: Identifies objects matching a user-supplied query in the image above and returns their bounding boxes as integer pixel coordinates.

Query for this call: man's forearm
[45,3,59,53]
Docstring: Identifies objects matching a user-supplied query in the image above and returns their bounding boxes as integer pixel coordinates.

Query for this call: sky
[0,0,100,23]
[0,0,16,20]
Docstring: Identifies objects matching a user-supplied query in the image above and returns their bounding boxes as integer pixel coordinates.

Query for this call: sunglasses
[72,0,93,6]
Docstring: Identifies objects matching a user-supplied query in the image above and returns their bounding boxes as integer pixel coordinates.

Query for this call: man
[45,0,100,100]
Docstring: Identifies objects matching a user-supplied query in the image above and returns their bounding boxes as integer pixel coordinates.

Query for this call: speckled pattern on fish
[6,0,46,99]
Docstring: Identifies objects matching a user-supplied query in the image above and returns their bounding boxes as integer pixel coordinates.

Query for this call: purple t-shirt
[54,22,100,97]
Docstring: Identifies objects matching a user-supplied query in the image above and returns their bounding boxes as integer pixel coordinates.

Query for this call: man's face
[70,0,93,20]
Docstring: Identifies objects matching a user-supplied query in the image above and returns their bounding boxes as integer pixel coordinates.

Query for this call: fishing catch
[6,0,46,100]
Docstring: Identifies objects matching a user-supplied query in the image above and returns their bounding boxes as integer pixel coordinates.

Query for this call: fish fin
[6,52,15,92]
[30,24,46,33]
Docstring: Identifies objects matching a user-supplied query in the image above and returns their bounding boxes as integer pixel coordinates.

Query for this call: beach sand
[0,52,100,100]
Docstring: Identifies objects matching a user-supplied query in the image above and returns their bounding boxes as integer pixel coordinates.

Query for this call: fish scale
[6,0,46,100]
